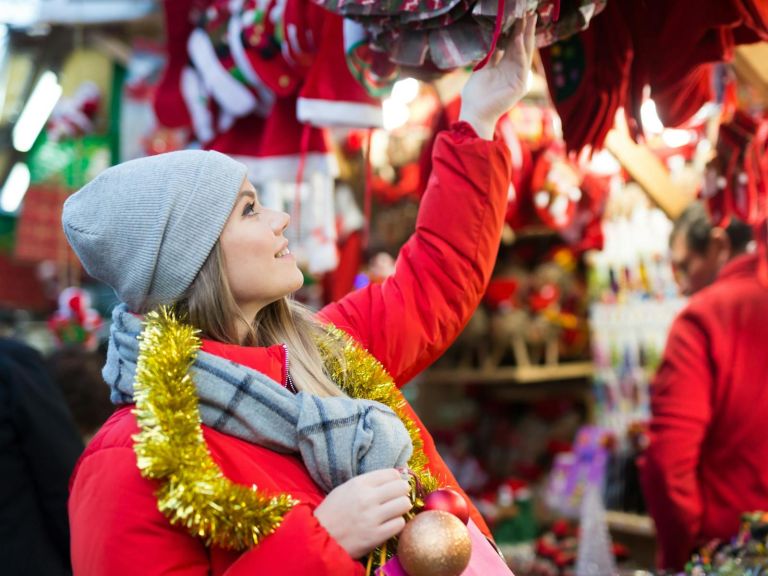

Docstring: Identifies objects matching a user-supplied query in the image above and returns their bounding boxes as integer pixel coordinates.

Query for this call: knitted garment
[62,150,247,312]
[103,304,413,493]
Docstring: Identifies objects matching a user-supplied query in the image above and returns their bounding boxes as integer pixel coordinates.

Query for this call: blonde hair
[177,243,346,397]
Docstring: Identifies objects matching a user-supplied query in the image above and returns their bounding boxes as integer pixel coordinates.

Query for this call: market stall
[1,1,768,574]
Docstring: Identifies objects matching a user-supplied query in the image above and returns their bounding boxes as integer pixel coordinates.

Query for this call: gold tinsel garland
[132,307,439,556]
[317,326,439,497]
[132,308,298,550]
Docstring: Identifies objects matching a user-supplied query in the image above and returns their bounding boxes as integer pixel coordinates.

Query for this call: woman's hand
[459,12,538,140]
[313,468,412,559]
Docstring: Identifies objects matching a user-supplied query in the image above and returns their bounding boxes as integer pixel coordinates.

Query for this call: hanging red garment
[735,0,768,38]
[542,0,768,152]
[153,0,382,177]
[652,65,714,129]
[153,0,199,129]
[292,4,383,127]
[540,0,632,153]
[321,230,364,305]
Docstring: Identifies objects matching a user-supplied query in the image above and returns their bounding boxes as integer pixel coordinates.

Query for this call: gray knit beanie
[62,150,248,311]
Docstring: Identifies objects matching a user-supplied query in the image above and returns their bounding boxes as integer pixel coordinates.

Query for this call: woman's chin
[287,272,305,295]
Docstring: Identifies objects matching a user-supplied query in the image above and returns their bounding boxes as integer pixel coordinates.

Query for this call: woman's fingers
[375,477,412,504]
[375,495,413,523]
[458,11,537,138]
[363,468,404,487]
[510,16,527,64]
[495,18,525,64]
[492,48,505,67]
[502,12,536,69]
[524,12,538,65]
[377,515,407,541]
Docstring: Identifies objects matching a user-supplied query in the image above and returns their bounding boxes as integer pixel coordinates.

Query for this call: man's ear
[709,227,732,262]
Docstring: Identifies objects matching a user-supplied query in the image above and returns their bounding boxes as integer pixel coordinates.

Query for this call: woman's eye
[243,202,258,217]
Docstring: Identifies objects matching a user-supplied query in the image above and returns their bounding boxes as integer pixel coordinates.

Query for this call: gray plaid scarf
[103,304,413,493]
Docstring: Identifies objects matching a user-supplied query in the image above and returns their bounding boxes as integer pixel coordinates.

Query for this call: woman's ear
[709,226,732,265]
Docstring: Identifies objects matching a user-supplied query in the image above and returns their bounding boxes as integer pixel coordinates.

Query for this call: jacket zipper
[282,344,297,393]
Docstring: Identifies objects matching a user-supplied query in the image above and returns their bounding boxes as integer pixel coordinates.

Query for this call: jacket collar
[717,252,758,283]
[200,339,287,388]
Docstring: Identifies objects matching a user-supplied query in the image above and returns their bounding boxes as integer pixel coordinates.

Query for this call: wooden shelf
[734,43,768,102]
[512,225,561,240]
[605,128,690,220]
[606,511,656,537]
[424,362,594,385]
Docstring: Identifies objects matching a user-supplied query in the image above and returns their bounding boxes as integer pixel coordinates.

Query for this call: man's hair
[47,346,113,438]
[671,201,753,254]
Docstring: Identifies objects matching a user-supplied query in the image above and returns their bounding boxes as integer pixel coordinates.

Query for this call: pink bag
[376,520,514,576]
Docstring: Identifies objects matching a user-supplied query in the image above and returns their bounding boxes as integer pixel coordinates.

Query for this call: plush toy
[48,287,103,351]
[484,271,530,368]
[452,307,491,369]
[47,81,101,141]
[489,306,532,368]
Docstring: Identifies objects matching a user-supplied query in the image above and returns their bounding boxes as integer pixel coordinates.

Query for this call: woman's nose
[274,210,290,233]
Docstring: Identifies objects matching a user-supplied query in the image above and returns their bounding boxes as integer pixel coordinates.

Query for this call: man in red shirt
[640,201,766,570]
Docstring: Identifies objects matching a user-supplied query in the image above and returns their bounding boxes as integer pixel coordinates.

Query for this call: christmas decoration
[698,109,768,288]
[478,478,537,546]
[397,510,472,576]
[574,485,616,576]
[156,0,381,143]
[702,110,768,227]
[422,488,470,525]
[133,308,437,560]
[313,0,607,93]
[541,0,768,153]
[0,253,49,311]
[13,184,81,266]
[0,215,15,254]
[376,517,513,575]
[27,135,113,190]
[318,326,439,498]
[477,253,588,370]
[528,517,629,575]
[46,81,101,141]
[685,511,768,575]
[530,144,581,232]
[540,0,630,154]
[545,426,612,518]
[132,308,298,550]
[48,287,103,350]
[121,40,186,161]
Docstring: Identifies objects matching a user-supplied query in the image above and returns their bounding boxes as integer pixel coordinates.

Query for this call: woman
[64,14,536,575]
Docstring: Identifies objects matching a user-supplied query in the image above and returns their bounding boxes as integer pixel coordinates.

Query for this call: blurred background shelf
[606,511,656,537]
[424,362,594,385]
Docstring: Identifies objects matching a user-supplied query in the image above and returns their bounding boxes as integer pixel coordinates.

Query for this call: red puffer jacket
[68,122,511,575]
[640,254,768,570]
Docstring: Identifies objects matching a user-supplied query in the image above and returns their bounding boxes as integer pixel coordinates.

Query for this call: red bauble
[422,488,470,525]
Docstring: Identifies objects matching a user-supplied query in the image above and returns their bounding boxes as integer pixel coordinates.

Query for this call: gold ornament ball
[398,510,472,576]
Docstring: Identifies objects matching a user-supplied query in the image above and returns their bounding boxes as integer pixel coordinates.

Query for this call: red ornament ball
[398,510,472,576]
[422,488,470,525]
